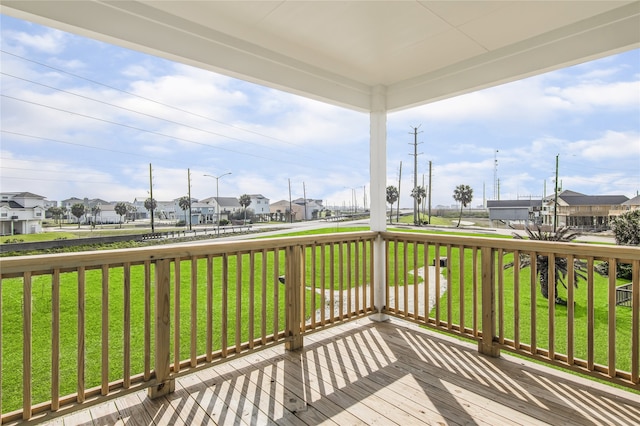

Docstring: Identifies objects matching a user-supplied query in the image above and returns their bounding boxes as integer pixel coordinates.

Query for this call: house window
[36,212,42,217]
[1,212,7,217]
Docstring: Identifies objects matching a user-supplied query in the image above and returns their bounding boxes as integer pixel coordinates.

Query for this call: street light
[204,172,232,236]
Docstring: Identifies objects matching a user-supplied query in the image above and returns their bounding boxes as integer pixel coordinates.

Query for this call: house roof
[622,195,640,206]
[214,197,241,208]
[6,192,46,199]
[3,1,638,113]
[560,194,630,206]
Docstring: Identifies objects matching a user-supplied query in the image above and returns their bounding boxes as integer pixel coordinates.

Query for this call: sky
[1,14,639,210]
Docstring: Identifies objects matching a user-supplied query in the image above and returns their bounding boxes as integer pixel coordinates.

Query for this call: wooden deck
[19,318,640,426]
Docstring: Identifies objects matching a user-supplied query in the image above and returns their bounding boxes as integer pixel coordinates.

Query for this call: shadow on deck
[23,318,640,425]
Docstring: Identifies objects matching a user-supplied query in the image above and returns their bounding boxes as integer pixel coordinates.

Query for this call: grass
[384,241,635,374]
[1,225,635,414]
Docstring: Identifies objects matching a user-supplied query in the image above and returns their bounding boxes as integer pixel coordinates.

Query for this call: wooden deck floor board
[11,318,640,426]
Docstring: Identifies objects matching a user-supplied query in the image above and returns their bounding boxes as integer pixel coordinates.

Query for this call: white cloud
[4,27,67,54]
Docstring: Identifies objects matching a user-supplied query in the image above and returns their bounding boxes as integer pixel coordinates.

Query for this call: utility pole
[397,161,402,223]
[493,150,499,200]
[302,181,307,221]
[288,178,293,223]
[149,163,155,233]
[428,160,432,224]
[409,126,423,224]
[187,168,192,231]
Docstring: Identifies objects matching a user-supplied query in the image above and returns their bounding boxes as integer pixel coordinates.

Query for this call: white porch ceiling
[2,1,639,112]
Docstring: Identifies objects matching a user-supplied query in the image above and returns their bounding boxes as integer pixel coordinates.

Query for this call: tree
[504,226,586,305]
[47,206,64,228]
[239,194,252,223]
[452,184,473,227]
[386,186,399,223]
[178,196,191,229]
[115,202,128,228]
[410,186,426,225]
[144,197,157,232]
[91,205,101,225]
[70,203,86,228]
[597,209,640,279]
[611,209,640,246]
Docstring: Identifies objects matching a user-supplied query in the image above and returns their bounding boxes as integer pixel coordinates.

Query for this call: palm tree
[178,196,191,229]
[410,186,426,225]
[144,197,157,232]
[504,226,586,304]
[91,205,101,226]
[115,202,128,228]
[47,206,64,228]
[452,184,473,227]
[239,194,251,223]
[386,186,399,223]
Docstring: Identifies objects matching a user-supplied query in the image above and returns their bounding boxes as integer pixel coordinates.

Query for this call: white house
[249,194,270,220]
[0,192,46,235]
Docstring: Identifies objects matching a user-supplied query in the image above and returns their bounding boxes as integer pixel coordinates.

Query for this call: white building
[0,192,46,235]
[249,194,270,220]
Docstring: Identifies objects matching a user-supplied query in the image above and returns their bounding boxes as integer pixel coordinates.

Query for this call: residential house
[542,190,630,230]
[270,200,303,222]
[610,194,640,218]
[248,194,270,221]
[0,192,46,235]
[200,196,241,223]
[292,198,325,220]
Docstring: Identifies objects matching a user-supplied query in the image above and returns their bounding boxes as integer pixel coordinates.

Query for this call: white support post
[369,85,389,322]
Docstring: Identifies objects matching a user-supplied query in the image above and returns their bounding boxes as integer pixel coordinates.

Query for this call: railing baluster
[435,244,441,325]
[273,249,279,341]
[567,255,575,365]
[498,249,504,345]
[403,240,409,317]
[608,258,617,378]
[530,251,537,356]
[447,245,452,330]
[587,257,595,371]
[249,251,256,346]
[548,253,555,361]
[123,263,131,388]
[354,241,359,317]
[329,243,335,323]
[632,260,639,384]
[191,258,198,367]
[513,251,520,350]
[77,268,86,399]
[261,249,267,344]
[339,242,344,320]
[236,254,242,354]
[101,265,109,396]
[144,261,151,381]
[22,272,32,420]
[347,241,352,319]
[320,244,326,326]
[473,247,478,337]
[459,245,465,333]
[51,269,60,410]
[423,242,430,323]
[221,254,228,357]
[414,241,419,319]
[206,255,213,362]
[173,257,181,372]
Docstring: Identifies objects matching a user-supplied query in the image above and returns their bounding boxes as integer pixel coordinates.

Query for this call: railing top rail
[381,230,640,260]
[0,231,377,277]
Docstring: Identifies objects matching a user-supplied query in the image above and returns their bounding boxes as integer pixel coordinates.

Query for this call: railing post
[148,259,175,398]
[479,247,500,357]
[285,244,304,350]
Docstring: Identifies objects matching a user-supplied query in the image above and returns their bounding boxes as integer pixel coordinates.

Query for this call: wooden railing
[0,232,376,423]
[381,231,640,389]
[1,230,638,423]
